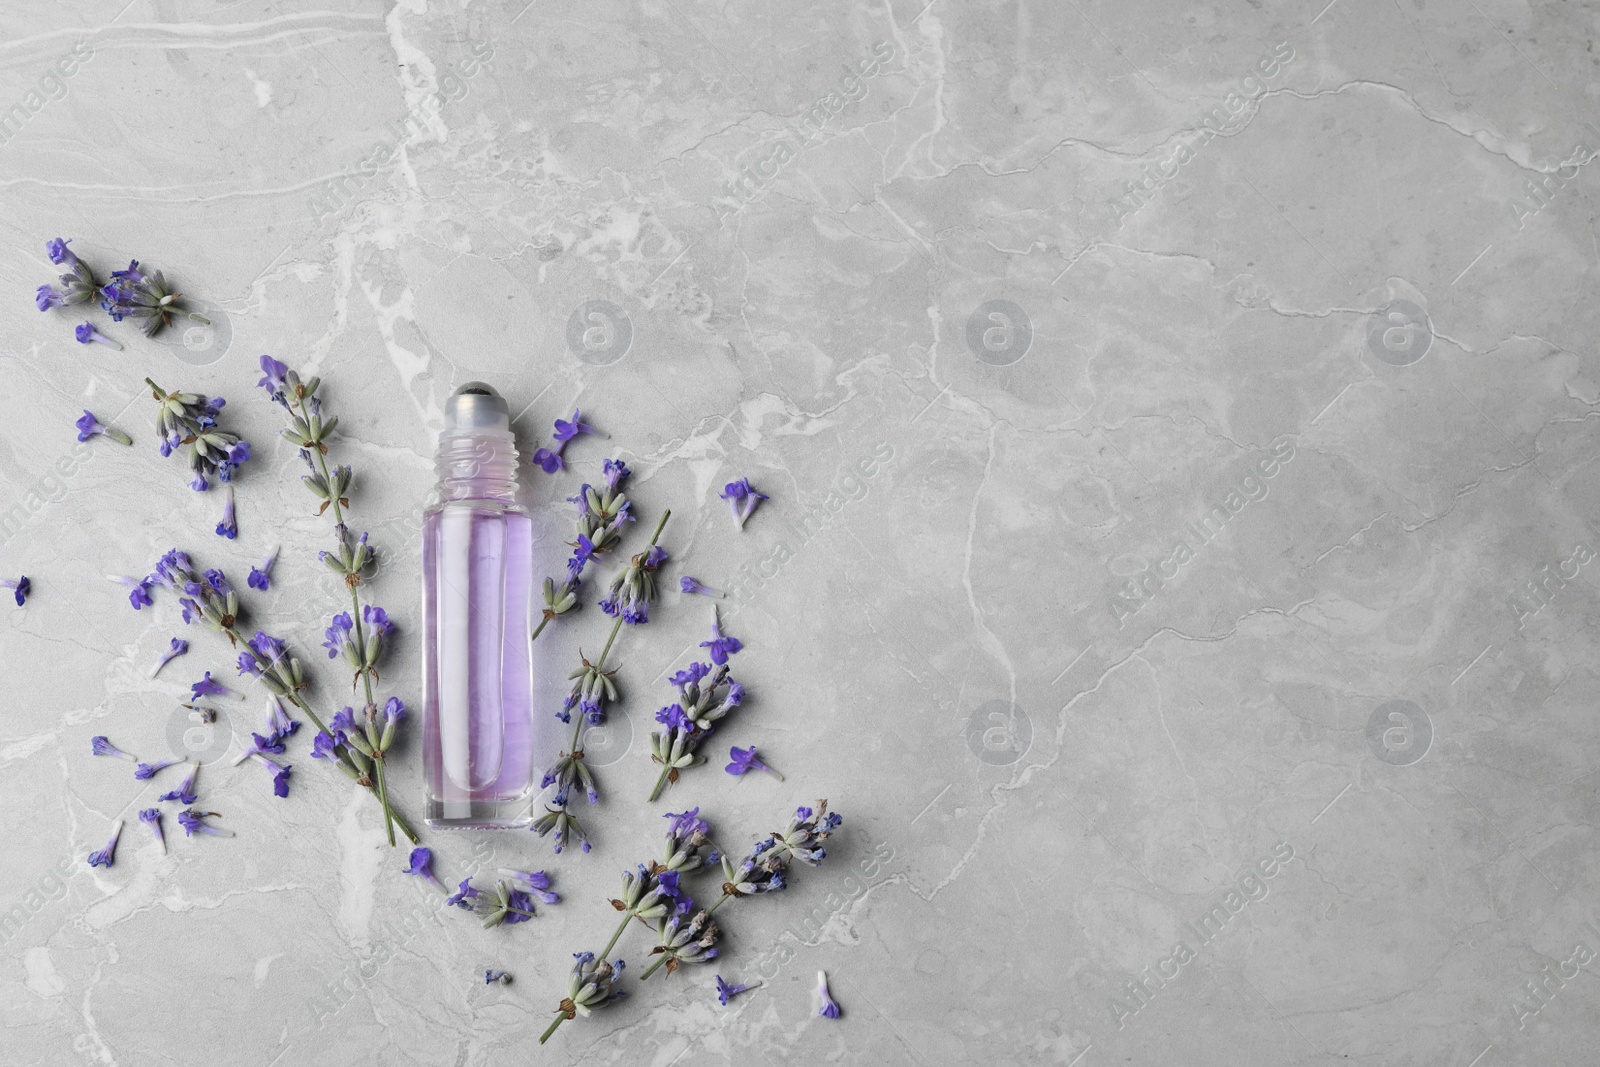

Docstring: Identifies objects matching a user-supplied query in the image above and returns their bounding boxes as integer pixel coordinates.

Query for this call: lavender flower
[473,880,539,928]
[150,637,188,678]
[536,458,637,638]
[446,878,480,909]
[139,808,165,854]
[726,745,783,781]
[134,755,185,781]
[404,847,446,892]
[715,800,841,901]
[379,696,405,750]
[322,611,357,664]
[817,971,841,1018]
[100,260,210,337]
[679,576,722,598]
[86,819,123,868]
[486,970,512,985]
[540,953,626,1043]
[499,868,561,905]
[91,736,137,762]
[719,477,768,528]
[190,671,233,701]
[157,761,199,804]
[648,660,745,801]
[243,752,291,797]
[716,975,756,1005]
[700,611,742,665]
[530,409,603,475]
[598,543,668,625]
[74,321,123,350]
[111,574,154,609]
[256,355,291,404]
[177,809,233,838]
[646,905,720,975]
[37,238,98,310]
[75,410,132,446]
[247,546,278,591]
[531,791,592,855]
[215,487,237,539]
[144,378,251,493]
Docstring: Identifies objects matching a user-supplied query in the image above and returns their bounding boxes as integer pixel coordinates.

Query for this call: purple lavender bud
[157,761,199,803]
[215,488,238,539]
[725,746,783,781]
[37,285,63,311]
[139,808,166,854]
[247,546,278,591]
[669,662,712,688]
[602,458,630,490]
[531,446,564,474]
[91,735,137,761]
[700,615,742,665]
[679,576,723,598]
[177,809,233,838]
[46,237,74,265]
[446,878,480,909]
[499,868,559,904]
[816,971,841,1018]
[74,322,123,350]
[485,969,511,985]
[135,755,185,781]
[111,574,154,610]
[552,409,598,443]
[151,637,188,678]
[716,975,753,1005]
[75,410,131,445]
[257,355,290,401]
[86,820,124,868]
[190,671,232,701]
[404,847,446,892]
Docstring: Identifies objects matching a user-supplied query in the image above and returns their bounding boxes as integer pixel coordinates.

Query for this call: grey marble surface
[4,1,1600,1064]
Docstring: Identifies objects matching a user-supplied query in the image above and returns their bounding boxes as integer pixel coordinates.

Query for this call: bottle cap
[445,381,510,432]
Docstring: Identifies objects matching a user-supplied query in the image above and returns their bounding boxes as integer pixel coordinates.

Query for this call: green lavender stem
[538,1014,565,1044]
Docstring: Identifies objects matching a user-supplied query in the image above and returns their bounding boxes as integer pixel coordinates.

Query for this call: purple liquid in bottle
[422,383,547,828]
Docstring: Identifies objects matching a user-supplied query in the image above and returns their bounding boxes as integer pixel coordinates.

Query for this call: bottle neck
[434,429,520,503]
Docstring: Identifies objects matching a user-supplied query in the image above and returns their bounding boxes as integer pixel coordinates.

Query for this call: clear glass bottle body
[422,389,540,828]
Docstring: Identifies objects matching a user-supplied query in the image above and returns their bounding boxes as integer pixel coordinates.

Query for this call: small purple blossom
[177,809,233,838]
[726,745,783,780]
[404,847,446,892]
[323,612,355,660]
[669,661,712,688]
[679,575,722,598]
[244,752,291,798]
[87,819,124,868]
[310,730,344,761]
[602,458,629,490]
[656,703,693,732]
[485,969,511,985]
[247,546,278,591]
[215,487,237,539]
[532,447,564,474]
[111,574,154,609]
[91,735,137,761]
[719,477,769,528]
[362,603,394,637]
[135,755,185,781]
[700,613,742,665]
[139,808,165,854]
[75,410,132,446]
[446,878,480,909]
[499,868,560,905]
[817,970,841,1018]
[150,637,188,678]
[74,321,123,350]
[716,975,755,1005]
[552,409,598,443]
[190,671,232,701]
[157,761,199,804]
[46,238,74,266]
[257,355,290,402]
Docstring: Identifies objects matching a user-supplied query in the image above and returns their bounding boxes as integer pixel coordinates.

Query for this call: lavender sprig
[143,378,251,494]
[707,801,841,911]
[647,623,745,801]
[534,510,670,854]
[136,547,417,845]
[37,238,98,310]
[533,458,636,644]
[101,260,209,337]
[258,356,408,846]
[538,953,626,1044]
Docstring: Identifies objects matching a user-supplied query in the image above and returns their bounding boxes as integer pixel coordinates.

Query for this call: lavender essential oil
[422,382,542,828]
